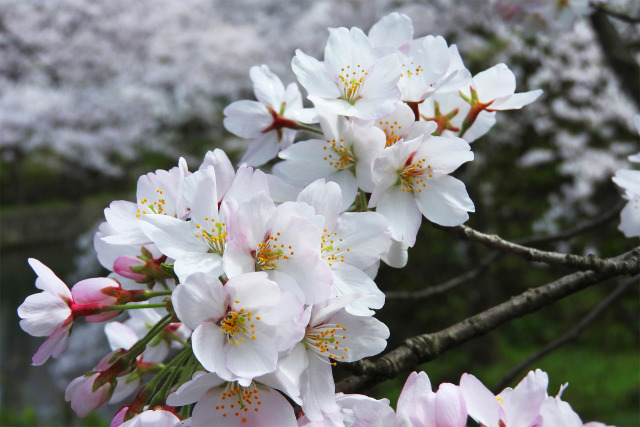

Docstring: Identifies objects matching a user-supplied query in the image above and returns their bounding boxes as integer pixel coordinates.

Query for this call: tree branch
[335,248,639,394]
[591,3,640,24]
[516,202,623,246]
[443,225,640,275]
[493,277,636,391]
[385,252,499,300]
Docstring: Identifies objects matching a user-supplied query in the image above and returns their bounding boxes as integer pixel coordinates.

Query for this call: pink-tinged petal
[181,167,218,218]
[501,369,548,427]
[223,100,272,138]
[382,238,408,268]
[18,292,71,337]
[104,322,138,351]
[31,323,72,365]
[191,386,297,427]
[240,132,281,167]
[225,330,278,378]
[328,169,358,212]
[292,50,340,99]
[258,343,307,405]
[460,373,500,427]
[167,371,225,406]
[416,136,473,175]
[28,258,72,299]
[225,271,279,309]
[66,373,111,417]
[71,277,119,306]
[336,212,390,268]
[222,237,258,278]
[324,27,376,77]
[397,371,432,414]
[297,179,343,225]
[199,149,236,197]
[473,64,516,103]
[265,292,306,351]
[120,409,182,427]
[192,322,228,375]
[251,64,285,108]
[491,89,543,110]
[613,169,640,194]
[434,383,467,427]
[331,264,384,316]
[374,187,422,246]
[172,273,227,329]
[110,373,140,404]
[138,215,206,260]
[300,352,339,421]
[414,174,474,227]
[173,252,224,282]
[540,396,583,427]
[327,309,389,361]
[225,167,271,206]
[368,12,413,49]
[462,110,496,143]
[274,139,341,184]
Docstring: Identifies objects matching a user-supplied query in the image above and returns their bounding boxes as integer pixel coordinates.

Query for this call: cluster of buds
[17,11,623,427]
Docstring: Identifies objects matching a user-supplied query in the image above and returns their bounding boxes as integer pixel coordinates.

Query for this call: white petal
[28,258,71,299]
[414,174,474,226]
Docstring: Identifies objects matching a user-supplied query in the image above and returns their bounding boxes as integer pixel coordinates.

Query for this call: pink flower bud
[114,255,148,282]
[65,372,112,417]
[71,278,122,322]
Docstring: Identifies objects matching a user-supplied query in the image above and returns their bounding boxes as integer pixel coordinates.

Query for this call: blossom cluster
[15,11,622,427]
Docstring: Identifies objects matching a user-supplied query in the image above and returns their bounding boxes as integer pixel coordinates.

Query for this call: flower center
[320,229,350,267]
[400,61,424,79]
[322,138,356,170]
[377,119,405,147]
[338,64,368,105]
[255,233,294,270]
[399,154,432,193]
[219,305,256,346]
[305,322,349,363]
[136,189,169,217]
[215,382,263,422]
[194,217,226,255]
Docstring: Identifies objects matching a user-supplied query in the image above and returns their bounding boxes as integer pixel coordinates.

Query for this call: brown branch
[493,277,636,391]
[590,8,640,109]
[335,248,639,394]
[516,202,623,246]
[591,3,640,24]
[385,252,499,300]
[444,225,640,275]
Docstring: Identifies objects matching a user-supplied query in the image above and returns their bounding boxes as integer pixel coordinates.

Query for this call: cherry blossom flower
[274,113,387,209]
[296,180,390,315]
[167,371,298,427]
[102,159,190,247]
[290,297,389,421]
[369,135,474,246]
[223,193,333,305]
[460,369,548,427]
[224,64,317,166]
[292,26,401,120]
[396,371,467,427]
[171,271,304,380]
[18,258,125,365]
[298,393,396,427]
[612,169,640,238]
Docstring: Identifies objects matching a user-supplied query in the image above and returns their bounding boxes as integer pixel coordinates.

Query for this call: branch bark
[444,225,640,275]
[336,248,639,394]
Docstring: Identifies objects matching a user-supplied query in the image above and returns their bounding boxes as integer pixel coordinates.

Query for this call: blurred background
[1,0,638,425]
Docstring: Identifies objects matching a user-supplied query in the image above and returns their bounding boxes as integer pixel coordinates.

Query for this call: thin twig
[385,252,499,300]
[493,276,637,392]
[445,225,640,275]
[516,202,623,246]
[335,248,639,394]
